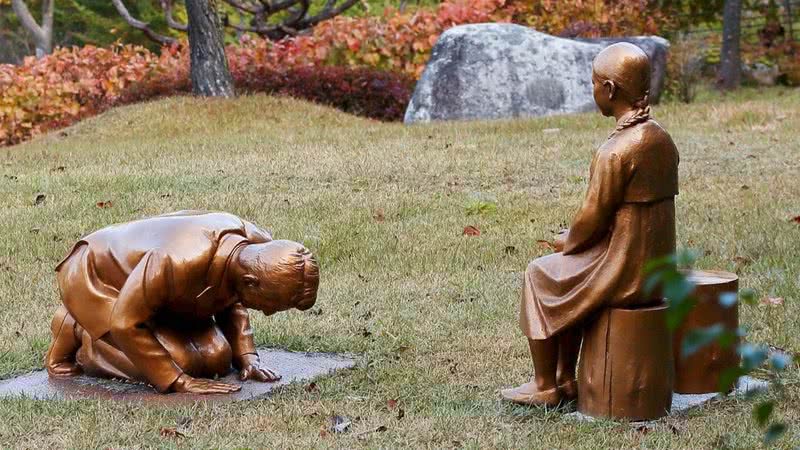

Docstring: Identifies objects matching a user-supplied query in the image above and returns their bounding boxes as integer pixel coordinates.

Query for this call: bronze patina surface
[577,304,673,420]
[45,211,320,395]
[502,43,679,407]
[673,270,740,394]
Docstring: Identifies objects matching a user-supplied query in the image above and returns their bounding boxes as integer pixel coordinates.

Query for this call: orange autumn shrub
[0,44,187,146]
[2,0,680,147]
[305,0,521,78]
[511,0,673,38]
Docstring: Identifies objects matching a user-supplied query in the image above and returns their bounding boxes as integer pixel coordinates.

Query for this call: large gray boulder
[404,23,669,124]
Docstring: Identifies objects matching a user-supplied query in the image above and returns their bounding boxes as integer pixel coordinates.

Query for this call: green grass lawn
[0,88,798,448]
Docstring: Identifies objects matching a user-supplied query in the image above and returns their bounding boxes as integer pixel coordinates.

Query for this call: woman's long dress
[520,119,680,340]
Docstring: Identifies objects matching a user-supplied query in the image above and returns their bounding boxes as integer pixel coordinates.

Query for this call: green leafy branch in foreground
[645,249,793,446]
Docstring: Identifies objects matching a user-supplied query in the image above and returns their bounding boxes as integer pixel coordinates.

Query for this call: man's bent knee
[196,330,233,377]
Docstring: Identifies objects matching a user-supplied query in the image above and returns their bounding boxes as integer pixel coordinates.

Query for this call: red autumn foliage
[1,0,522,146]
[463,226,481,237]
[0,0,678,147]
[236,66,413,121]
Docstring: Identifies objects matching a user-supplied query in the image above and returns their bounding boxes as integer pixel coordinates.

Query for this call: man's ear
[603,80,617,100]
[242,274,259,288]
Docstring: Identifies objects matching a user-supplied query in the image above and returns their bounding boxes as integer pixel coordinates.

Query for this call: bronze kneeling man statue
[46,211,320,394]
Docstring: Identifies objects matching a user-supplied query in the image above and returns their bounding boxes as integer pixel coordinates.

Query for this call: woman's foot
[500,380,561,406]
[559,379,578,400]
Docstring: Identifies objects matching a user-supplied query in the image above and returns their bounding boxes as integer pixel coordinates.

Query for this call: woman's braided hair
[608,92,650,139]
[592,43,652,139]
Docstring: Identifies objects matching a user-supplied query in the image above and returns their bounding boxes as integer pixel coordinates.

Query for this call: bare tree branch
[222,0,264,15]
[10,0,44,42]
[10,0,53,56]
[298,0,359,28]
[262,0,305,14]
[42,0,54,35]
[285,0,311,27]
[111,0,177,45]
[114,0,360,43]
[160,0,189,31]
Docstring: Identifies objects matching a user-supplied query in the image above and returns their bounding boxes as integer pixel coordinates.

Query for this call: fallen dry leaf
[732,255,752,266]
[305,382,319,393]
[159,427,185,439]
[462,225,480,237]
[177,417,192,428]
[328,415,352,434]
[34,193,46,206]
[760,297,784,306]
[397,408,405,420]
[503,245,518,255]
[302,405,321,418]
[356,425,388,439]
[96,200,113,209]
[536,239,555,251]
[448,362,458,374]
[306,307,323,316]
[387,399,398,410]
[792,215,800,224]
[373,209,385,223]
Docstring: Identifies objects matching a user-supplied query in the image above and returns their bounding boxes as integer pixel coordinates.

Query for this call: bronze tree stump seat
[577,302,674,421]
[673,270,740,394]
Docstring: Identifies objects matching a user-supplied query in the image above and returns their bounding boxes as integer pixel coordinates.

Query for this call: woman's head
[591,43,651,117]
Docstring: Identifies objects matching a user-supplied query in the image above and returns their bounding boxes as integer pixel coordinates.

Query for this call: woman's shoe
[559,379,578,400]
[500,380,561,406]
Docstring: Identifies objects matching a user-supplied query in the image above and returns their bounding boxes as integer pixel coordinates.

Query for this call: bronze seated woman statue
[501,43,680,406]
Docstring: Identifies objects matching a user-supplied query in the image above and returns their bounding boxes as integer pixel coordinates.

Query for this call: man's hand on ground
[238,354,281,382]
[171,374,241,394]
[47,362,82,378]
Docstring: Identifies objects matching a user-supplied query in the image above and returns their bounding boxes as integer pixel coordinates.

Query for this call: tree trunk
[185,0,234,97]
[10,0,53,58]
[718,0,743,90]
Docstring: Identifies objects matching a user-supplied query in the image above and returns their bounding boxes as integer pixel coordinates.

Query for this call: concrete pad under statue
[0,349,355,404]
[566,375,770,424]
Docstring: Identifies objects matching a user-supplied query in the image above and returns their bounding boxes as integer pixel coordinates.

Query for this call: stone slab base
[0,349,355,404]
[566,376,769,423]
